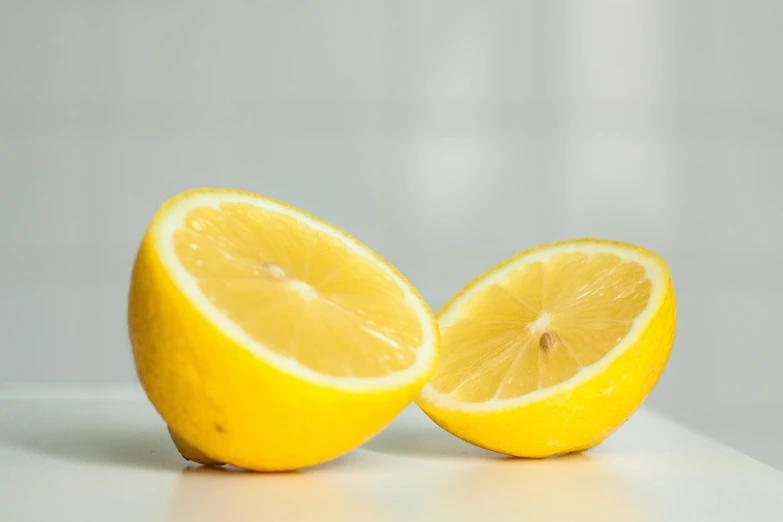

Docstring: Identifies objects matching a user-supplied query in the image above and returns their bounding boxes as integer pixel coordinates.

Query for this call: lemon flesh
[129,189,439,471]
[173,201,423,378]
[417,239,675,457]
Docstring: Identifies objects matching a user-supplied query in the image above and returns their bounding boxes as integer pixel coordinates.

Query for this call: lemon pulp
[172,202,423,378]
[431,251,652,402]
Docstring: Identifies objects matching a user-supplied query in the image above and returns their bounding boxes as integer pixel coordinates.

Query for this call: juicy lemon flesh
[430,252,651,403]
[172,202,423,378]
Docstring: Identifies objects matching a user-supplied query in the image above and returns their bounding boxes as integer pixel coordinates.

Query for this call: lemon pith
[416,239,676,457]
[128,188,439,471]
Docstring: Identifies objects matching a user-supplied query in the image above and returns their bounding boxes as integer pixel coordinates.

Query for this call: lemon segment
[416,239,675,457]
[129,188,439,471]
[171,202,423,378]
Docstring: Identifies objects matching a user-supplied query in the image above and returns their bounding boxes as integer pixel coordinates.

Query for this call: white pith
[154,191,438,392]
[418,241,667,413]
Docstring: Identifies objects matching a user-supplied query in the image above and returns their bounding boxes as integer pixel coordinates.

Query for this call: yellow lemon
[416,239,675,457]
[128,188,439,471]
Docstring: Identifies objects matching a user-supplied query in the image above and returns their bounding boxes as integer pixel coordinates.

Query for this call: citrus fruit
[416,239,675,457]
[128,188,439,471]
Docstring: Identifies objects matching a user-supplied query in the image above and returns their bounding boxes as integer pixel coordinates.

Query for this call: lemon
[128,188,439,471]
[416,239,675,457]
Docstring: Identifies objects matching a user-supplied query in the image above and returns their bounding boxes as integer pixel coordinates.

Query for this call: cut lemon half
[416,239,675,457]
[128,188,438,471]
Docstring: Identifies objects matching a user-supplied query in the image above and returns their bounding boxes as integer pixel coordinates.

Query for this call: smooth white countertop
[1,387,782,521]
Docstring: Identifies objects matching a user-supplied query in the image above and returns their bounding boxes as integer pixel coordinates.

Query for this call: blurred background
[1,1,781,466]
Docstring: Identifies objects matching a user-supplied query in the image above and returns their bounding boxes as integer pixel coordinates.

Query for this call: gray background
[1,1,781,463]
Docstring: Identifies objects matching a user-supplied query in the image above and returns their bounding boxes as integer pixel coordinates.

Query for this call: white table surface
[1,387,782,522]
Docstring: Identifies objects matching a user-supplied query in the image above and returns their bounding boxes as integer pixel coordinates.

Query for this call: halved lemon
[128,188,439,471]
[416,239,675,457]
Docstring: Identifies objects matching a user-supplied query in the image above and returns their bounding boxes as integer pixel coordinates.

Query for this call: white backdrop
[2,1,782,427]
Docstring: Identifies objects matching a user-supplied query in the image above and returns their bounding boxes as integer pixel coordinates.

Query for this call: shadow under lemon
[0,421,184,472]
[362,415,506,460]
